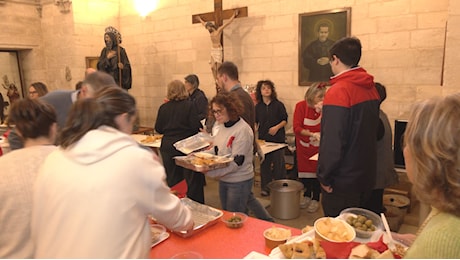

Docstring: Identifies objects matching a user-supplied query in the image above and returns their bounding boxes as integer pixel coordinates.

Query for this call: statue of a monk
[97,26,132,90]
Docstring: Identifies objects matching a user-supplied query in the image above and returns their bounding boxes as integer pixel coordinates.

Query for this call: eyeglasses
[211,109,223,115]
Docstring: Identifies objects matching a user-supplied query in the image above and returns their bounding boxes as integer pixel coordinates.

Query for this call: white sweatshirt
[32,126,193,258]
[206,118,254,183]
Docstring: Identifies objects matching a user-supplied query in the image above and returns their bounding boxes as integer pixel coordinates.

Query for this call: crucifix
[192,0,248,85]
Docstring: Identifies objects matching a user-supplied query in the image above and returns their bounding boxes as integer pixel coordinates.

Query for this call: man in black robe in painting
[97,26,132,90]
[302,23,335,82]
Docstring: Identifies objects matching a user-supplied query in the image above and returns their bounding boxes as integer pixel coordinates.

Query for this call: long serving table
[130,135,288,159]
[150,215,301,259]
[134,135,299,257]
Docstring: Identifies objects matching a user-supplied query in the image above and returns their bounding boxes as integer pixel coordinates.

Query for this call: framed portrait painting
[298,8,351,86]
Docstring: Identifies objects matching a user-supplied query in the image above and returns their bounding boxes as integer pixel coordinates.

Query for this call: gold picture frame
[298,8,351,86]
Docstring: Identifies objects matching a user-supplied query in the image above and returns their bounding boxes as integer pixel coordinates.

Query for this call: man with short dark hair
[317,37,381,217]
[41,71,116,130]
[184,74,208,121]
[216,61,255,132]
[7,71,115,150]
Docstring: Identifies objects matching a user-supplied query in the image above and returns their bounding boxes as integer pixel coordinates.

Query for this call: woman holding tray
[205,92,265,213]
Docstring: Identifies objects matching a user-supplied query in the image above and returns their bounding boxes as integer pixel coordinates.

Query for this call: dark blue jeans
[219,178,253,212]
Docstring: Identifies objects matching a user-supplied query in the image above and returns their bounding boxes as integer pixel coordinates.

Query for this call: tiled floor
[203,176,419,234]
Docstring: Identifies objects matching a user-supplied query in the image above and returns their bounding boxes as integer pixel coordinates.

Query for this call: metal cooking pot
[267,179,304,220]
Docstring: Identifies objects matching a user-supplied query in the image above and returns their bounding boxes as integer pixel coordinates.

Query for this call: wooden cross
[192,0,247,89]
[192,0,248,44]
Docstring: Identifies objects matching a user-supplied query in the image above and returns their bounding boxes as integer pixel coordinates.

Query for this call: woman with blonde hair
[155,80,204,203]
[293,82,327,212]
[402,93,460,258]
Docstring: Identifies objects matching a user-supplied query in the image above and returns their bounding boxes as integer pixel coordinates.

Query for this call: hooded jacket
[317,67,380,193]
[32,126,193,258]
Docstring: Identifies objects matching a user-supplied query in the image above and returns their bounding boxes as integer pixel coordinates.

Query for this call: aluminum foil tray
[174,153,232,172]
[173,133,212,154]
[174,198,223,238]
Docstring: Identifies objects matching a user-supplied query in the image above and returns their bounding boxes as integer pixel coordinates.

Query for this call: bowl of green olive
[221,212,248,229]
[339,207,384,238]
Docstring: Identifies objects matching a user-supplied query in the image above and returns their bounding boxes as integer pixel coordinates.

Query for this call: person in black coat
[184,74,208,121]
[155,80,205,203]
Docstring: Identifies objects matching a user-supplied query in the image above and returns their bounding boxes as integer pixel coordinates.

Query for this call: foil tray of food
[173,133,212,154]
[174,198,224,238]
[174,152,233,172]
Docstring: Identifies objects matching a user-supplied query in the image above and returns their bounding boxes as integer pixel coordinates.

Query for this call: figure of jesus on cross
[192,0,247,86]
[196,10,238,82]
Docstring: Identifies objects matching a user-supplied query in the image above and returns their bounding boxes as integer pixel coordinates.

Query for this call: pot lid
[267,179,303,192]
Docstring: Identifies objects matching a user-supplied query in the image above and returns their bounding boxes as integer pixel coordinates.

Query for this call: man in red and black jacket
[317,37,381,217]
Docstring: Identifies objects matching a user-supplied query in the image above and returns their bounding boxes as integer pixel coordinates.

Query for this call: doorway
[0,50,24,124]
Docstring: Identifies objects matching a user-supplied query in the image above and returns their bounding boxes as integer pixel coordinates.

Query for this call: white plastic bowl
[314,217,356,242]
[339,207,384,238]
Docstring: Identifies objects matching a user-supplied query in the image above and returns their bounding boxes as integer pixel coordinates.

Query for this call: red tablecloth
[150,215,301,258]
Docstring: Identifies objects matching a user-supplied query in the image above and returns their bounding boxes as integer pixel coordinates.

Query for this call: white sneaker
[307,200,319,213]
[300,196,311,209]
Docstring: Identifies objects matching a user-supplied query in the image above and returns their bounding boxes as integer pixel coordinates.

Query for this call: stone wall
[118,0,458,130]
[0,0,459,133]
[0,0,118,93]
